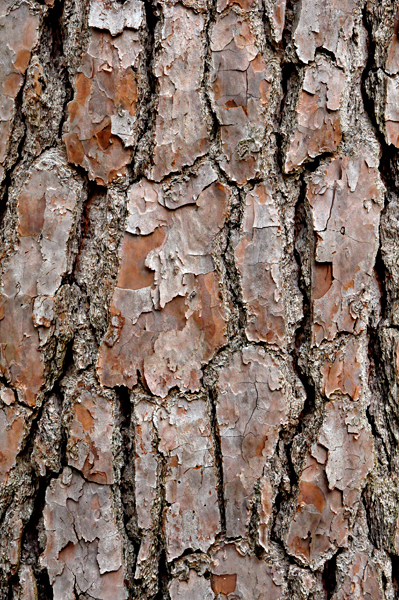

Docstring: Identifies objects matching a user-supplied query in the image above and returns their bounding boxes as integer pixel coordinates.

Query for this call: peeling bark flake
[41,468,126,600]
[156,397,220,560]
[149,5,209,181]
[285,56,345,173]
[98,175,229,397]
[0,391,31,485]
[169,544,285,599]
[234,183,285,345]
[308,155,384,346]
[217,347,290,538]
[64,1,144,184]
[210,12,273,185]
[0,150,83,406]
[65,382,116,485]
[293,0,360,66]
[0,2,42,185]
[285,400,373,568]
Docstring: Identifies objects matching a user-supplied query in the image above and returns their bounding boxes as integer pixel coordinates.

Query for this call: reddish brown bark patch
[98,177,229,396]
[64,26,143,184]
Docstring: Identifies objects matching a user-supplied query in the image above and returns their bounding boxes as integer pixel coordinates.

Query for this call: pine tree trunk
[0,0,398,598]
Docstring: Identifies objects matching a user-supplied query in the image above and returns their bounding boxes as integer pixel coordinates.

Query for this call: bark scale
[0,0,398,598]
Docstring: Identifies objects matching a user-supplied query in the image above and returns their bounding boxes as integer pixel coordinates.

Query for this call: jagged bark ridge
[0,0,399,598]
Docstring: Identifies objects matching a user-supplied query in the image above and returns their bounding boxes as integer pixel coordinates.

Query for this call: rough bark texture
[0,0,399,598]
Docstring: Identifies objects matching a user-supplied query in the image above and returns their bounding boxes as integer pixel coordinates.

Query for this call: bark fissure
[1,0,399,598]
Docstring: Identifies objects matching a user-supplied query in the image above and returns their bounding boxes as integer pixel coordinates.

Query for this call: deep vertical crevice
[276,61,299,173]
[154,549,171,600]
[1,0,399,597]
[19,477,54,600]
[206,382,227,535]
[151,429,171,600]
[361,12,399,580]
[322,553,338,599]
[118,386,141,594]
[0,81,27,220]
[221,187,248,342]
[25,0,71,156]
[203,4,248,344]
[143,0,158,89]
[132,0,161,179]
[291,180,319,439]
[202,0,219,144]
[366,331,392,466]
[51,0,76,140]
[360,4,387,151]
[392,555,399,598]
[119,386,136,538]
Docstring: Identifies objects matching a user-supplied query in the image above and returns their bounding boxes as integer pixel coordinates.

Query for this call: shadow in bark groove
[118,385,141,594]
[131,0,161,181]
[322,553,338,599]
[18,477,54,600]
[391,555,399,597]
[206,382,227,535]
[154,549,171,600]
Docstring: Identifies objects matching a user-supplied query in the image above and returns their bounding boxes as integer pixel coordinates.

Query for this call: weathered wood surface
[0,0,399,598]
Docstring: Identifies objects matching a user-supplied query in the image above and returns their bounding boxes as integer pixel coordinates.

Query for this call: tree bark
[0,0,398,598]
